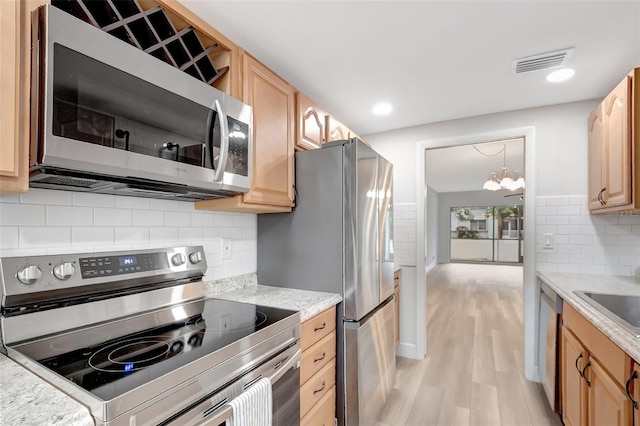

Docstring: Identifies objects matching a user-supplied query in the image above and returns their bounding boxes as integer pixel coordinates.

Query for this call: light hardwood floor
[376,263,562,426]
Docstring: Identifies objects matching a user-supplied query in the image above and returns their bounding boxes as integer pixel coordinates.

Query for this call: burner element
[89,338,174,373]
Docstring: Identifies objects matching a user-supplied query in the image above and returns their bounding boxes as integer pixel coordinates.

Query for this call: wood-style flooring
[376,263,562,426]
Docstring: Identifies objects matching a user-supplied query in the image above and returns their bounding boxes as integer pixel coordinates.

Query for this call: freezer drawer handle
[314,322,327,332]
[313,352,326,363]
[313,380,326,395]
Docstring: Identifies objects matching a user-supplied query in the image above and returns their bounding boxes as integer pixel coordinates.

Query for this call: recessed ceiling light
[546,68,575,83]
[372,102,392,115]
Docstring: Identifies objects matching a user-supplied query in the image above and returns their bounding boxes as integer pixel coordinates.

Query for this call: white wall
[365,100,597,378]
[437,190,523,263]
[0,189,257,282]
[426,186,439,268]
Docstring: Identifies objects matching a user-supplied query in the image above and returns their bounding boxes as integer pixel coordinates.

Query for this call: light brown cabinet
[0,0,47,196]
[588,69,639,213]
[300,306,337,424]
[196,54,295,213]
[561,302,635,426]
[394,269,400,348]
[296,93,327,150]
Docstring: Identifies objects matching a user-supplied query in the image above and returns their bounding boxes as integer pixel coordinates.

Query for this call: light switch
[222,239,232,259]
[543,233,553,249]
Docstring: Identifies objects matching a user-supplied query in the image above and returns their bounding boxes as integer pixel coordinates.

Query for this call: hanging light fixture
[479,144,525,191]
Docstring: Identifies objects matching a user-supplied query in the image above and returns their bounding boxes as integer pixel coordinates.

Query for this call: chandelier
[478,144,525,191]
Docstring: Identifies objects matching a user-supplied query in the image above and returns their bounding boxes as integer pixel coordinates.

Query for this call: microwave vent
[511,48,574,74]
[37,176,100,188]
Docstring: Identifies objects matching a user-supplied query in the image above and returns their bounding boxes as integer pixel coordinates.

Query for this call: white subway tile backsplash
[536,195,640,277]
[204,227,224,240]
[150,227,179,242]
[20,189,72,205]
[72,227,114,246]
[47,206,93,226]
[191,213,214,227]
[1,194,21,203]
[149,199,182,211]
[115,196,150,210]
[94,208,132,226]
[179,227,203,241]
[0,227,19,249]
[213,214,234,227]
[223,228,242,240]
[232,214,252,228]
[115,227,150,244]
[164,211,191,226]
[47,246,93,255]
[133,210,164,227]
[0,204,46,226]
[73,193,115,208]
[20,227,71,248]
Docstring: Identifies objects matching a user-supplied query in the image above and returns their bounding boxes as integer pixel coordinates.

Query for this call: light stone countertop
[207,283,342,322]
[538,272,640,362]
[0,355,94,426]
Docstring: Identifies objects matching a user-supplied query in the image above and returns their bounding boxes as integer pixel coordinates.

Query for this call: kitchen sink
[574,291,640,337]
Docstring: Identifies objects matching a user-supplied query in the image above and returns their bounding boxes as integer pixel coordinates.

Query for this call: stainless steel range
[0,246,300,425]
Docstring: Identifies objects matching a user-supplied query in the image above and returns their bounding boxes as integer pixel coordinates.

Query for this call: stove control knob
[188,251,203,264]
[53,262,75,281]
[17,265,43,285]
[171,253,186,266]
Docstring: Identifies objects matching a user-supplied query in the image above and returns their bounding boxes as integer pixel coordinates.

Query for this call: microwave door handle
[213,99,229,183]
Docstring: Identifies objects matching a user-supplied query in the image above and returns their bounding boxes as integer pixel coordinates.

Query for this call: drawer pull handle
[314,322,327,332]
[581,361,592,387]
[313,380,326,395]
[626,371,638,409]
[575,353,584,377]
[314,352,327,363]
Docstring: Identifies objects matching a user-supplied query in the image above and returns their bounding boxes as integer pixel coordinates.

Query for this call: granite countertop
[0,355,94,426]
[538,272,640,362]
[206,280,342,322]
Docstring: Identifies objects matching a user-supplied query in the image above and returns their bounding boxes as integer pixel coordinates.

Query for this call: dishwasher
[538,278,563,413]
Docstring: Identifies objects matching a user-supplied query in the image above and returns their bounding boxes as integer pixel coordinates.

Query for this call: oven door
[33,5,252,193]
[167,346,301,426]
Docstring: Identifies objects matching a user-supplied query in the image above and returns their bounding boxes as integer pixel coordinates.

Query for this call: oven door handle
[195,405,233,426]
[270,348,301,384]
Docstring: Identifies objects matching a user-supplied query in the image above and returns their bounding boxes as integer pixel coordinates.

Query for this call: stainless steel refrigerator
[257,138,396,425]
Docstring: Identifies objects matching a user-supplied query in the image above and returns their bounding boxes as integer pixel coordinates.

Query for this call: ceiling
[178,1,640,136]
[425,138,524,193]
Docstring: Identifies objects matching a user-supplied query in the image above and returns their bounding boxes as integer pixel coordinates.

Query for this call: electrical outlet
[222,239,232,259]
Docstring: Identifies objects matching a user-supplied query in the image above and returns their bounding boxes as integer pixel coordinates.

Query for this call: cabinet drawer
[300,359,336,418]
[563,302,631,386]
[300,385,335,426]
[301,331,336,385]
[301,307,336,351]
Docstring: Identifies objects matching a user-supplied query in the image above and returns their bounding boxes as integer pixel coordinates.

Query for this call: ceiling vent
[511,48,574,74]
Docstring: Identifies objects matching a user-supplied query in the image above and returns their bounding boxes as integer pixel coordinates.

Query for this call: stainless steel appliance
[30,5,252,201]
[257,138,396,425]
[538,278,562,412]
[0,247,300,425]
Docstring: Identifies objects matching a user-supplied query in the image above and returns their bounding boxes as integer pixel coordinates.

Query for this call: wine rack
[51,0,228,86]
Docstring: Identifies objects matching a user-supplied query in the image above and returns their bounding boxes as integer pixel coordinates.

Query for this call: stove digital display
[119,256,137,267]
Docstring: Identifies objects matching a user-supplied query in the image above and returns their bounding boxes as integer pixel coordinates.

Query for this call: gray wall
[437,190,523,263]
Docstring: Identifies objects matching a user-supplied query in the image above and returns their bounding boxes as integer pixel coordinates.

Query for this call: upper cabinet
[296,93,327,150]
[0,0,47,196]
[588,69,637,213]
[196,53,295,213]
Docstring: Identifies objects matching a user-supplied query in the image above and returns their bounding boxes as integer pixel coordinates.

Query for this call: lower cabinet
[561,303,635,426]
[300,306,337,424]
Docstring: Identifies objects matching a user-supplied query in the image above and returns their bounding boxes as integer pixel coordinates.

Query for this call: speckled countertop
[204,274,342,322]
[0,273,341,424]
[0,355,94,426]
[538,272,640,361]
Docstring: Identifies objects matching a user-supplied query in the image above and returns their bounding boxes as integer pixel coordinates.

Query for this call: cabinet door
[587,356,632,426]
[561,327,588,426]
[633,364,640,426]
[296,92,326,150]
[602,75,632,208]
[242,55,295,207]
[326,115,350,143]
[588,104,605,211]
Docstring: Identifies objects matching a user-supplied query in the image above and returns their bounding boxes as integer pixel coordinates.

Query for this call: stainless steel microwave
[29,5,252,201]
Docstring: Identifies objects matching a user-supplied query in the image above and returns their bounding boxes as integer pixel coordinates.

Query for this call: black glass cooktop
[11,299,297,401]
